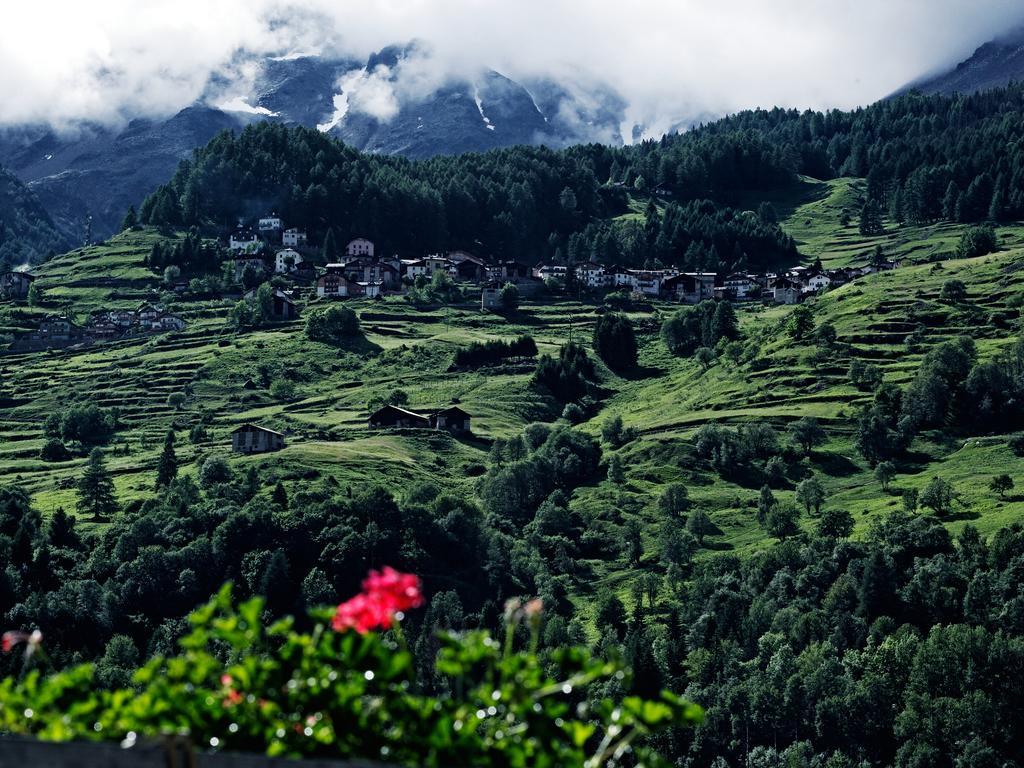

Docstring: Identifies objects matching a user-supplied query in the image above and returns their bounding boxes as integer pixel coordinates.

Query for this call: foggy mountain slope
[900,25,1024,96]
[0,48,628,244]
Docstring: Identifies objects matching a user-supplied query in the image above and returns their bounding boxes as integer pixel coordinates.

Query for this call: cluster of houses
[13,303,186,350]
[226,214,899,308]
[545,260,898,304]
[226,219,545,303]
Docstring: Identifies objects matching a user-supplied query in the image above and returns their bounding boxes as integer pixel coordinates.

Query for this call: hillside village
[1,209,901,352]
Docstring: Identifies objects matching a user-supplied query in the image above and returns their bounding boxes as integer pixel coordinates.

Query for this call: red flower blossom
[332,567,423,634]
[362,567,423,613]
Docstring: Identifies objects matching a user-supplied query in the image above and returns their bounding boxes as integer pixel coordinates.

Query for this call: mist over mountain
[0,46,631,244]
[901,25,1024,96]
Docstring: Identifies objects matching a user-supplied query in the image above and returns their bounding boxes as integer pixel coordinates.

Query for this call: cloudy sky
[2,0,1023,137]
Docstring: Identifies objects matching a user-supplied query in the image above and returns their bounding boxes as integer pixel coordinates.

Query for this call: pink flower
[362,567,423,613]
[331,593,392,634]
[332,567,423,634]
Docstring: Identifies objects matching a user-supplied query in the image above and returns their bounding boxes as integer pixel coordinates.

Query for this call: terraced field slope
[3,178,1024,589]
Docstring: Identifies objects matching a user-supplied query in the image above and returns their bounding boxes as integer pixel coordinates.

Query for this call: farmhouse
[346,238,375,258]
[271,289,299,319]
[490,260,533,282]
[282,228,307,247]
[800,271,832,294]
[770,277,802,305]
[535,264,568,282]
[32,314,84,342]
[368,404,472,433]
[233,255,267,281]
[446,251,488,282]
[723,273,759,300]
[575,262,611,288]
[232,424,285,454]
[316,271,364,299]
[344,258,401,287]
[368,405,432,429]
[258,214,283,233]
[0,271,35,300]
[229,228,260,253]
[275,249,304,274]
[430,406,472,433]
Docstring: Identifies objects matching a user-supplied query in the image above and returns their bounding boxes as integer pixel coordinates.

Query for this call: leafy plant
[0,573,700,767]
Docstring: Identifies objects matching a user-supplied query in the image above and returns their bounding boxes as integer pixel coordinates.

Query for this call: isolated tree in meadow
[155,430,178,489]
[787,305,815,342]
[757,484,776,525]
[874,461,896,491]
[658,484,690,519]
[621,518,642,567]
[711,301,740,342]
[990,474,1014,499]
[765,504,800,541]
[27,282,43,306]
[920,476,956,516]
[272,481,289,510]
[940,279,967,302]
[795,476,826,516]
[694,346,716,371]
[789,417,826,456]
[608,454,626,485]
[818,507,855,539]
[601,415,624,447]
[77,448,117,522]
[686,509,714,546]
[593,312,638,371]
[903,487,919,514]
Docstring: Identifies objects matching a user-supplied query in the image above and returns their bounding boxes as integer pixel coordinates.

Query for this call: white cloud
[1,0,1022,136]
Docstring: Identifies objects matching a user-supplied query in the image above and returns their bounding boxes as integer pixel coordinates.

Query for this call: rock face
[901,26,1024,96]
[0,47,628,244]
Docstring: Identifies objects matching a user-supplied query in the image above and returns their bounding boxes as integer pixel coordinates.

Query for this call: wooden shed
[231,424,285,454]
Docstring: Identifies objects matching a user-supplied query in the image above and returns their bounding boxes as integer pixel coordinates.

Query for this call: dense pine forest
[141,85,1024,274]
[6,82,1024,767]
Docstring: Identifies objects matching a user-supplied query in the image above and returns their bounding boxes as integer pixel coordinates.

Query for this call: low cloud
[2,0,1022,138]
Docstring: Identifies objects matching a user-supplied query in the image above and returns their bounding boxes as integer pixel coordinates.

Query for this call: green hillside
[3,179,1024,553]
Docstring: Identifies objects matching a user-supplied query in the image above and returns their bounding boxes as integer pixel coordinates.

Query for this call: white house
[535,264,568,281]
[258,215,283,233]
[229,230,260,253]
[574,262,610,288]
[801,272,832,294]
[346,238,375,258]
[282,228,307,247]
[723,273,759,300]
[275,249,304,274]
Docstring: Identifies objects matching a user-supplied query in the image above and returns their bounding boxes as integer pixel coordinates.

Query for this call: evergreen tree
[156,430,178,488]
[77,448,117,522]
[858,200,884,236]
[120,205,138,232]
[272,481,289,509]
[322,228,339,262]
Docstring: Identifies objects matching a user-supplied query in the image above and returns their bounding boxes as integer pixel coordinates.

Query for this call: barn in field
[368,405,472,434]
[232,424,285,454]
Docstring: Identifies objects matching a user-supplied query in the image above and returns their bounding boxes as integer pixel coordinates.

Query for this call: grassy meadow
[3,178,1024,607]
